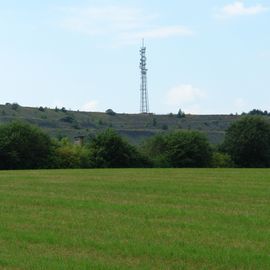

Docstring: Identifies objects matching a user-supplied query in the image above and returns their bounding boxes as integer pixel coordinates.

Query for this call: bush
[162,124,168,130]
[177,109,185,118]
[166,131,212,167]
[211,152,234,168]
[11,103,19,111]
[54,138,91,168]
[141,134,170,167]
[247,109,269,116]
[105,109,116,116]
[0,122,54,169]
[60,115,75,123]
[87,129,150,168]
[223,116,270,167]
[142,131,212,168]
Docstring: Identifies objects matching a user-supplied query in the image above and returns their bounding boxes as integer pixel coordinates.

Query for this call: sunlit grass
[0,169,269,269]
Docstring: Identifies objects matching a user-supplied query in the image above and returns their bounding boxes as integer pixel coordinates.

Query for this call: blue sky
[0,0,269,114]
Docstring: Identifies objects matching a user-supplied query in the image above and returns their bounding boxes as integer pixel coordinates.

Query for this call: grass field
[0,169,269,269]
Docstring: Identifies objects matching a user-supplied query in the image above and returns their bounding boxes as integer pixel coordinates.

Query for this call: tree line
[0,115,270,169]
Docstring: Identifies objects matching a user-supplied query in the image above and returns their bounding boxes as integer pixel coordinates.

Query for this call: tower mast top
[139,39,149,113]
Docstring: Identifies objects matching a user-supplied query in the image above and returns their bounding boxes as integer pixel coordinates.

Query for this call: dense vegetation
[1,114,270,168]
[141,131,212,168]
[1,169,269,269]
[0,122,54,169]
[0,103,240,145]
[223,116,270,167]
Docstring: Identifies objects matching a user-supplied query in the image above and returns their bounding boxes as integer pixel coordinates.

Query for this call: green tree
[142,131,212,168]
[88,129,149,168]
[177,109,185,118]
[54,138,91,168]
[166,131,212,167]
[223,116,270,167]
[11,103,20,111]
[0,122,54,169]
[141,134,169,167]
[105,109,116,116]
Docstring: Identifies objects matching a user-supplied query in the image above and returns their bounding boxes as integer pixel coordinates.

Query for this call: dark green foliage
[141,134,170,167]
[162,124,168,130]
[88,129,150,168]
[211,152,234,168]
[60,115,75,123]
[223,116,270,167]
[61,107,67,113]
[177,109,185,118]
[0,122,53,169]
[38,106,45,112]
[166,131,212,167]
[11,103,19,111]
[72,122,81,129]
[142,131,212,168]
[246,109,269,116]
[105,109,116,116]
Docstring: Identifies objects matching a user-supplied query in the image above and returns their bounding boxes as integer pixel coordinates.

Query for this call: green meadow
[0,169,269,269]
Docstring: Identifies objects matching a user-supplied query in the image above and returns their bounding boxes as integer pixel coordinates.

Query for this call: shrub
[60,115,75,123]
[87,129,150,168]
[11,103,19,111]
[141,134,170,167]
[162,124,168,130]
[105,109,116,116]
[177,109,185,118]
[211,152,234,168]
[54,140,91,168]
[223,116,270,167]
[142,131,212,168]
[0,122,53,169]
[166,131,212,167]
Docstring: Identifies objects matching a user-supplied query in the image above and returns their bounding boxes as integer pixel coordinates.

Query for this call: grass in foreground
[0,169,269,269]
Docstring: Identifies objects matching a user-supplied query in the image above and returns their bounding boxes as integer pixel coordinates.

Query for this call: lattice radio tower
[140,39,149,113]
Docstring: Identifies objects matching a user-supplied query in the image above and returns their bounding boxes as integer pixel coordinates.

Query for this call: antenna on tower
[139,39,149,114]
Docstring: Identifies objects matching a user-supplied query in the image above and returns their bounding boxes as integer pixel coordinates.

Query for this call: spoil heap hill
[0,104,240,144]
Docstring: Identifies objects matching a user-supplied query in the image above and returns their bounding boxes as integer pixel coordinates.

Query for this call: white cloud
[81,100,99,112]
[166,84,205,106]
[216,1,268,19]
[58,5,193,45]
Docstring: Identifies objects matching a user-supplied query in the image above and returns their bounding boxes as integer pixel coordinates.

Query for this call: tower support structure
[140,39,149,113]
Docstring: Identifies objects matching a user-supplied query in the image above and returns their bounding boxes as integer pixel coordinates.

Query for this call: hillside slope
[0,104,240,144]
